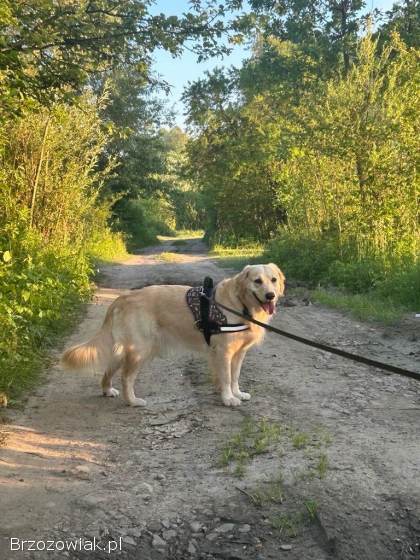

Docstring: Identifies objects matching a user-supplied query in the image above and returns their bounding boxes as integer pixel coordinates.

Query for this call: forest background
[0,0,418,400]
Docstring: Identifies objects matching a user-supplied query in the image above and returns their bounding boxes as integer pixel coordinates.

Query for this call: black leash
[214,300,420,383]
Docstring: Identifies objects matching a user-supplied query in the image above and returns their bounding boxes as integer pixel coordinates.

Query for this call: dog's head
[235,263,285,316]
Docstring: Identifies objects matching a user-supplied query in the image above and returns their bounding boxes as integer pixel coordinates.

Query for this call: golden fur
[61,264,285,407]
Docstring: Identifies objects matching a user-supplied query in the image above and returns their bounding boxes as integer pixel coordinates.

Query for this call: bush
[376,261,420,309]
[265,235,339,286]
[326,259,385,293]
[0,96,128,403]
[0,238,91,400]
[116,197,175,250]
[265,232,419,317]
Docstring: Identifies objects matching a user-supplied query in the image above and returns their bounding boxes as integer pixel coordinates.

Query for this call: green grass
[312,289,405,324]
[0,233,127,408]
[271,512,304,537]
[220,419,327,541]
[210,243,265,270]
[212,234,419,324]
[86,230,128,263]
[270,500,319,537]
[156,251,184,262]
[304,499,318,520]
[315,453,329,479]
[292,432,310,449]
[219,417,331,482]
[219,417,282,477]
[174,229,204,238]
[244,475,285,507]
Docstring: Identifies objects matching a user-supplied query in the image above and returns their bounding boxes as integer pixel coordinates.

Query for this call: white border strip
[220,325,249,332]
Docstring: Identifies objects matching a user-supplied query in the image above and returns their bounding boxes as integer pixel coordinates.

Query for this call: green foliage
[210,243,265,270]
[0,0,230,118]
[245,475,284,507]
[0,95,126,401]
[186,27,419,318]
[313,290,407,324]
[266,230,420,319]
[270,511,304,537]
[316,454,329,479]
[0,237,91,400]
[117,198,175,250]
[219,417,282,477]
[266,236,339,286]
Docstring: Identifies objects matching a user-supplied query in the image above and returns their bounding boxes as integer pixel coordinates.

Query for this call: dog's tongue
[262,301,275,315]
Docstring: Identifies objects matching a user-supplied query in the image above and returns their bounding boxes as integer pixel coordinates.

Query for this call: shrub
[265,235,339,286]
[116,197,175,250]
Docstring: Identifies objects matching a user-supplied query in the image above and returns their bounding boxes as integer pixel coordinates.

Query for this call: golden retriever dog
[61,264,285,407]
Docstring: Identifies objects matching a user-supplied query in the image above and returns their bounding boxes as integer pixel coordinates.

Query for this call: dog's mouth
[253,292,276,315]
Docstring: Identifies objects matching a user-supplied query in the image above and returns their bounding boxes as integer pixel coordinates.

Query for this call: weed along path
[1,237,419,560]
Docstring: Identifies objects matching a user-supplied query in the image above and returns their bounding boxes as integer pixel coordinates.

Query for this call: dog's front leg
[231,349,251,401]
[209,347,241,407]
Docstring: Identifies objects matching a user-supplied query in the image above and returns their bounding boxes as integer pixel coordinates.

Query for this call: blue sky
[151,0,397,127]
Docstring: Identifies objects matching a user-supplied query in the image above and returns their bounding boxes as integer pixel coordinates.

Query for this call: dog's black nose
[265,292,275,301]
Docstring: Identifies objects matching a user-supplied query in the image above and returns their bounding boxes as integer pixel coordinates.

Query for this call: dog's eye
[254,278,263,285]
[271,277,277,283]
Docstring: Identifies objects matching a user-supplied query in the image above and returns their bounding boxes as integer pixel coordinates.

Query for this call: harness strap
[220,324,250,332]
[200,277,214,345]
[187,276,250,345]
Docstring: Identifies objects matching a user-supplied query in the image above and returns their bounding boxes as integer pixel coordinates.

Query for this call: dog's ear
[241,264,252,279]
[234,265,252,299]
[268,263,285,282]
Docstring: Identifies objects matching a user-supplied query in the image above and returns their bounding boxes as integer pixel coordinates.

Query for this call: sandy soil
[1,238,419,560]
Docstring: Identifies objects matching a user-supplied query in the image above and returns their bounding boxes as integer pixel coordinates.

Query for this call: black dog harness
[186,277,250,345]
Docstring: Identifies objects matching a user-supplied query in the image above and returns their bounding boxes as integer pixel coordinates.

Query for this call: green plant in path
[219,417,331,480]
[315,454,329,479]
[218,417,282,477]
[271,500,319,537]
[271,512,305,537]
[244,474,285,507]
[292,432,310,449]
[304,499,318,520]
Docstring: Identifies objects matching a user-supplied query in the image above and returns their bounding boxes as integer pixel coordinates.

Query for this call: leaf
[3,251,12,263]
[22,290,30,302]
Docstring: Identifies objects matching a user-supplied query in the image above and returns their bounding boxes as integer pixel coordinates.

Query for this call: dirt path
[1,238,419,560]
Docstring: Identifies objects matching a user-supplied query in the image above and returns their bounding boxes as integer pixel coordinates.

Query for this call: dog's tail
[61,306,116,372]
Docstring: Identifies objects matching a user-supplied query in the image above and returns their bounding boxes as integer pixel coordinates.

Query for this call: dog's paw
[103,388,119,398]
[128,398,147,407]
[237,391,251,401]
[222,395,241,407]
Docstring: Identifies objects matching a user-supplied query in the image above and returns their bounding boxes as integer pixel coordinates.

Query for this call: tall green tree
[0,0,230,119]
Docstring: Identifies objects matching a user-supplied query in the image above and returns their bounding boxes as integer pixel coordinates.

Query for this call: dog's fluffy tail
[61,308,115,371]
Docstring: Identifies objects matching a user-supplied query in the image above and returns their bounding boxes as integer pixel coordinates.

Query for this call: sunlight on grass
[158,230,204,242]
[175,229,204,238]
[156,252,184,262]
[210,243,265,270]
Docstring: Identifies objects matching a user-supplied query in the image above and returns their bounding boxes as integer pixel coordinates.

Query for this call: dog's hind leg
[121,350,149,407]
[231,349,251,401]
